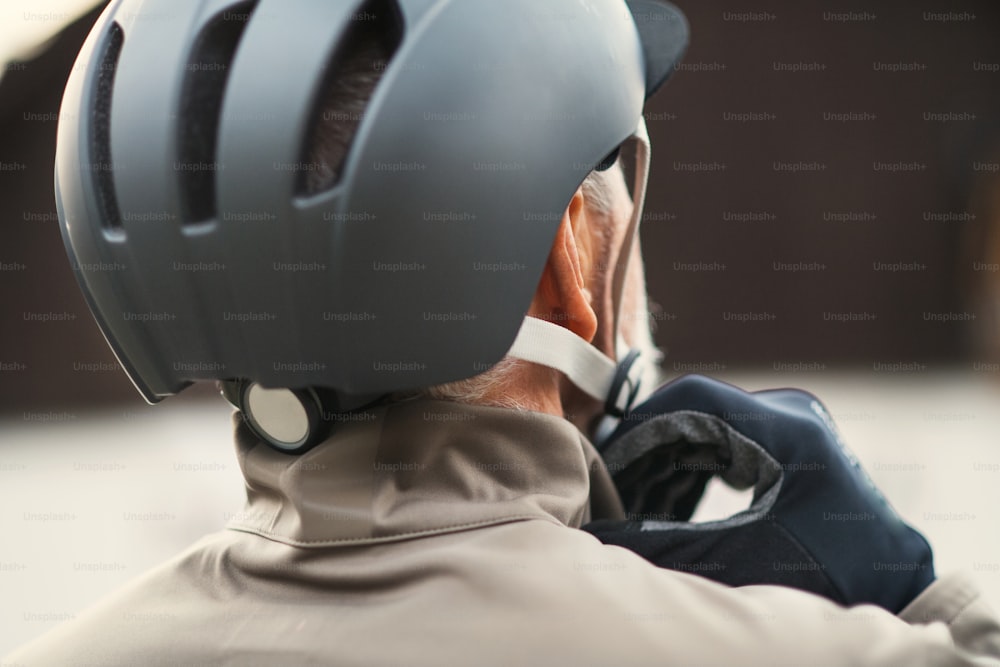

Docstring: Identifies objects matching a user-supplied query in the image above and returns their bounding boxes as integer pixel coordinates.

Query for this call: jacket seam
[224,514,556,548]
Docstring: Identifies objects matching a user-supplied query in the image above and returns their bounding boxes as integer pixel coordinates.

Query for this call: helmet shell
[56,0,662,404]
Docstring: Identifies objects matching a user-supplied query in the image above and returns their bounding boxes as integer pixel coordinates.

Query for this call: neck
[476,360,604,440]
[478,359,564,418]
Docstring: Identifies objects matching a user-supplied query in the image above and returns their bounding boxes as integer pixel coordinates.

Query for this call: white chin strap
[508,118,653,419]
[508,316,643,417]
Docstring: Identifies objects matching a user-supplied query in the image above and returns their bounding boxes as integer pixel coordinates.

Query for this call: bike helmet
[56,0,689,451]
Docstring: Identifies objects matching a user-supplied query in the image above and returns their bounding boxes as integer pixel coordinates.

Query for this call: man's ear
[529,189,598,343]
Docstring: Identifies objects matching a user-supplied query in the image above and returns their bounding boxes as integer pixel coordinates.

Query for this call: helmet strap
[508,118,655,426]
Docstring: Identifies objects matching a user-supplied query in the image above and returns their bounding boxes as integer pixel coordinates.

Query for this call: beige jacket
[7,399,1000,666]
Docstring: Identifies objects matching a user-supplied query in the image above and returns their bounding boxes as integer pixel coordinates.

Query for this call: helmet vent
[91,21,124,235]
[299,0,403,197]
[177,1,259,225]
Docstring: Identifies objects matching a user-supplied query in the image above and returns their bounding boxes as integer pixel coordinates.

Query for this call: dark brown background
[2,1,1000,413]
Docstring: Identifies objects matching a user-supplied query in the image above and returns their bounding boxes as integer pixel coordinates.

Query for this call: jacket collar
[227,399,602,547]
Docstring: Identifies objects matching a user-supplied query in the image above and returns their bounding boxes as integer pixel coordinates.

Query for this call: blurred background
[2,0,1000,656]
